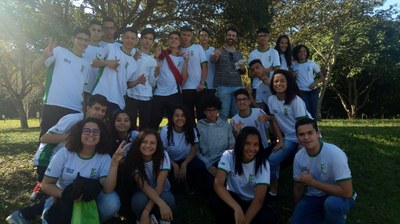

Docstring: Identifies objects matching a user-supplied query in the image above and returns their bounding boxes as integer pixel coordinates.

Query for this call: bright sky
[381,0,399,9]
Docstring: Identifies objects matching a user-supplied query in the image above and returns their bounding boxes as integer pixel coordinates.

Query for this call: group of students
[6,17,355,224]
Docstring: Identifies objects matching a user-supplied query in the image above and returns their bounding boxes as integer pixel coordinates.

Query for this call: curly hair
[65,118,111,154]
[274,35,292,68]
[167,105,195,147]
[270,69,301,105]
[233,127,267,176]
[124,129,165,186]
[292,44,310,62]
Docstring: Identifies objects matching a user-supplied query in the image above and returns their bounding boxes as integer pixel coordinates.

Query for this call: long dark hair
[65,118,111,154]
[125,129,165,186]
[233,127,267,176]
[167,105,195,146]
[270,69,301,105]
[274,35,292,68]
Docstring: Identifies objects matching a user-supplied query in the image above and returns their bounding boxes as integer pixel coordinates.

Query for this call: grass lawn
[0,119,399,223]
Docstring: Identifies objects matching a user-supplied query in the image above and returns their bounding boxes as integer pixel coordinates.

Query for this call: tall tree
[271,0,385,118]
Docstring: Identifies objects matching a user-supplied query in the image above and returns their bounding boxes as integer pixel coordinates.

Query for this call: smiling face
[168,33,181,50]
[297,46,308,62]
[114,112,131,134]
[122,31,138,52]
[140,134,158,160]
[72,33,90,55]
[81,122,101,148]
[243,134,259,162]
[272,73,288,95]
[172,108,186,131]
[225,30,238,46]
[278,37,289,53]
[235,93,251,112]
[257,32,269,47]
[296,123,321,153]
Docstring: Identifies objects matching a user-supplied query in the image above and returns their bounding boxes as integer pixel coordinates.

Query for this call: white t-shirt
[293,142,352,197]
[268,95,311,142]
[160,126,199,161]
[33,113,84,166]
[135,151,171,191]
[204,46,216,89]
[255,83,272,105]
[181,44,207,90]
[126,51,157,101]
[43,46,90,111]
[45,147,111,189]
[248,48,280,88]
[91,44,137,109]
[218,150,270,201]
[292,61,321,91]
[280,53,289,71]
[154,55,185,96]
[82,44,103,93]
[230,108,270,148]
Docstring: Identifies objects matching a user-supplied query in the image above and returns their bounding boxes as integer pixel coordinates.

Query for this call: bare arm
[270,116,284,150]
[197,62,208,91]
[244,185,267,224]
[42,176,62,198]
[214,169,245,224]
[32,39,56,73]
[99,142,125,193]
[40,132,69,144]
[299,169,353,198]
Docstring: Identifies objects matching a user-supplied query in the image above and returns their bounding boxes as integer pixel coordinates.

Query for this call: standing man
[99,17,121,47]
[83,20,103,99]
[248,28,280,100]
[198,28,216,97]
[180,26,208,125]
[151,31,189,129]
[91,27,138,119]
[212,27,246,121]
[126,28,159,130]
[32,28,91,137]
[291,118,355,224]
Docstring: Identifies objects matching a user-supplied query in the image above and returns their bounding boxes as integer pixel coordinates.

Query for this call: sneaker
[29,183,44,202]
[267,192,278,201]
[159,220,171,224]
[6,210,31,224]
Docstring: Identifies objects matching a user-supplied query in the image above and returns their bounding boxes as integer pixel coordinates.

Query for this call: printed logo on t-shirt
[248,174,255,184]
[90,168,98,178]
[81,65,85,72]
[320,163,327,175]
[125,62,129,69]
[66,167,74,174]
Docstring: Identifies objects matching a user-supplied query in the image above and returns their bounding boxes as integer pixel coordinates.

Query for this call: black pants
[40,105,80,137]
[182,89,207,125]
[151,93,182,129]
[125,97,153,130]
[210,191,277,224]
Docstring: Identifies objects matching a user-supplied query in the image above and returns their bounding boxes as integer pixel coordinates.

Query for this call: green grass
[1,119,399,223]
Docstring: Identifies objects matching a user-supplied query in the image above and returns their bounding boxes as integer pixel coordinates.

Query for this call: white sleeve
[311,61,321,74]
[292,97,310,119]
[332,149,352,182]
[99,154,112,178]
[44,147,67,178]
[199,45,208,63]
[272,49,281,67]
[218,150,232,173]
[161,151,171,171]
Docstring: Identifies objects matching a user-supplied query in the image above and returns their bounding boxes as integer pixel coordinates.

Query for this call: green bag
[71,200,100,224]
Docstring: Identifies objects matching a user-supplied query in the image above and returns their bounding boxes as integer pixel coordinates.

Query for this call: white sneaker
[6,211,31,224]
[159,220,171,224]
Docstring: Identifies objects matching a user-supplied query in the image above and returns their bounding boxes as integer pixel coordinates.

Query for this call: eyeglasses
[82,128,101,136]
[236,97,249,102]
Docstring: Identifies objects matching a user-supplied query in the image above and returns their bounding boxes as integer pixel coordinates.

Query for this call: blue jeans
[300,88,319,120]
[131,190,176,218]
[291,195,355,224]
[216,86,242,120]
[268,139,298,181]
[42,191,120,223]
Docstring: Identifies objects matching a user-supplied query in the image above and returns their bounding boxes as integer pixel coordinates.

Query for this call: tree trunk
[14,99,29,128]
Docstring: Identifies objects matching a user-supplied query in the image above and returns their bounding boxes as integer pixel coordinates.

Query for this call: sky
[381,0,399,9]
